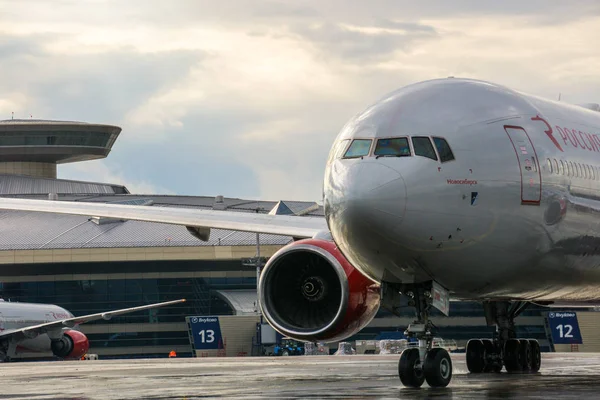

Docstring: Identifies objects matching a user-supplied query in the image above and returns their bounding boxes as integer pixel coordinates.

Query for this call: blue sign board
[189,316,224,350]
[548,311,583,344]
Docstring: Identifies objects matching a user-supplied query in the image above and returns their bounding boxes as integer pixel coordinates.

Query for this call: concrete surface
[0,353,598,399]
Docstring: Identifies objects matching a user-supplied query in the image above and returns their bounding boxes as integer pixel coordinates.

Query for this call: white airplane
[0,298,185,361]
[1,78,599,387]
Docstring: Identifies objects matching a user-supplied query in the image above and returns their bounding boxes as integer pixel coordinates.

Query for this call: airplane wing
[0,299,186,341]
[0,197,328,239]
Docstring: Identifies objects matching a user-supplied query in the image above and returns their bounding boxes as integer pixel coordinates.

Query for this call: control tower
[0,119,121,178]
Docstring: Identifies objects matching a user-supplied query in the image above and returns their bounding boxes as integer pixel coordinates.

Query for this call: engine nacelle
[51,330,90,359]
[259,238,380,342]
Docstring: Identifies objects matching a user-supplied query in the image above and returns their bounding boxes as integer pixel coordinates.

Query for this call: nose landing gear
[395,285,453,388]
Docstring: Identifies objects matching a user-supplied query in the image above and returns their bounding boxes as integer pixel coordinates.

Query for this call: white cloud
[59,159,174,195]
[0,0,599,201]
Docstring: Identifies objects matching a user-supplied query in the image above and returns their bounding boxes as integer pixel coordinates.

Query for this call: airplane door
[504,126,541,205]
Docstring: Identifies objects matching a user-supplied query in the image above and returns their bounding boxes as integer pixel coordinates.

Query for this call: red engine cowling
[258,238,380,342]
[50,330,90,359]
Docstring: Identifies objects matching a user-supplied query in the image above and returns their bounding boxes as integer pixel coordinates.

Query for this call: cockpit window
[412,137,438,161]
[335,139,350,159]
[374,138,411,157]
[328,139,350,164]
[343,139,372,158]
[432,137,455,162]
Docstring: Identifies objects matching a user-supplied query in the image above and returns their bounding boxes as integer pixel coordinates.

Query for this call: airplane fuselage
[323,78,600,302]
[0,301,74,355]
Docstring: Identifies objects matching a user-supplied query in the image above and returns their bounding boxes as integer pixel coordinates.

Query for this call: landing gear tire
[529,339,541,372]
[503,339,522,373]
[519,340,532,371]
[482,339,502,373]
[399,348,425,388]
[466,339,485,373]
[424,348,453,388]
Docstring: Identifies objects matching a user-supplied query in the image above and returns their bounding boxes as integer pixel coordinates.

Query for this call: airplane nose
[327,162,407,239]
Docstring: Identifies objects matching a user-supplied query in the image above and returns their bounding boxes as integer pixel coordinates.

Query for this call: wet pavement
[0,353,598,399]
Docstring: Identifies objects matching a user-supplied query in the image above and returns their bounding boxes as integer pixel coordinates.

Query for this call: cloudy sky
[1,1,599,201]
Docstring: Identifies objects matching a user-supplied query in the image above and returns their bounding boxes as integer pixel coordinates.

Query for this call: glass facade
[0,131,115,147]
[0,259,551,356]
[350,301,550,351]
[0,258,259,357]
[0,276,256,324]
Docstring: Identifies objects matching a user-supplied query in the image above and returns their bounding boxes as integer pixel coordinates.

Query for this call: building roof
[0,119,116,127]
[0,174,128,195]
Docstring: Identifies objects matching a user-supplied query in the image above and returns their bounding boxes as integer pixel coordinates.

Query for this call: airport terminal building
[0,119,551,358]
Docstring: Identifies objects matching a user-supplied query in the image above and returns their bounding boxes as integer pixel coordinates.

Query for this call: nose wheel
[399,347,452,388]
[398,348,424,387]
[395,285,453,388]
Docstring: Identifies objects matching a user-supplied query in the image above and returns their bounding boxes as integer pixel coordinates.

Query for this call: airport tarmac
[0,353,598,399]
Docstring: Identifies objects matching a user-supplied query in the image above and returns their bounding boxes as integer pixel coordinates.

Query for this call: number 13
[199,329,215,343]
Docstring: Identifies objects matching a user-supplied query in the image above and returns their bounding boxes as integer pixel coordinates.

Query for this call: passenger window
[531,156,537,172]
[343,139,372,158]
[374,138,411,157]
[569,161,574,177]
[432,137,455,162]
[576,163,581,178]
[412,137,438,160]
[553,159,559,174]
[559,160,564,175]
[591,165,596,180]
[547,159,552,173]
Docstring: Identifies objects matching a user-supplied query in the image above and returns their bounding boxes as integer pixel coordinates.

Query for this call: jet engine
[51,330,90,359]
[258,238,380,342]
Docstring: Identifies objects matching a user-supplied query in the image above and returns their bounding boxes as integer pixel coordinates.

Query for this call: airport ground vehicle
[273,338,304,356]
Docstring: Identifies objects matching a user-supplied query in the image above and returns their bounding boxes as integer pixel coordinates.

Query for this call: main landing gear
[396,286,453,388]
[466,301,541,374]
[383,284,541,388]
[0,340,12,362]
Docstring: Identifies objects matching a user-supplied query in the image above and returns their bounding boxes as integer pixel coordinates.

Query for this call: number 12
[556,324,573,338]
